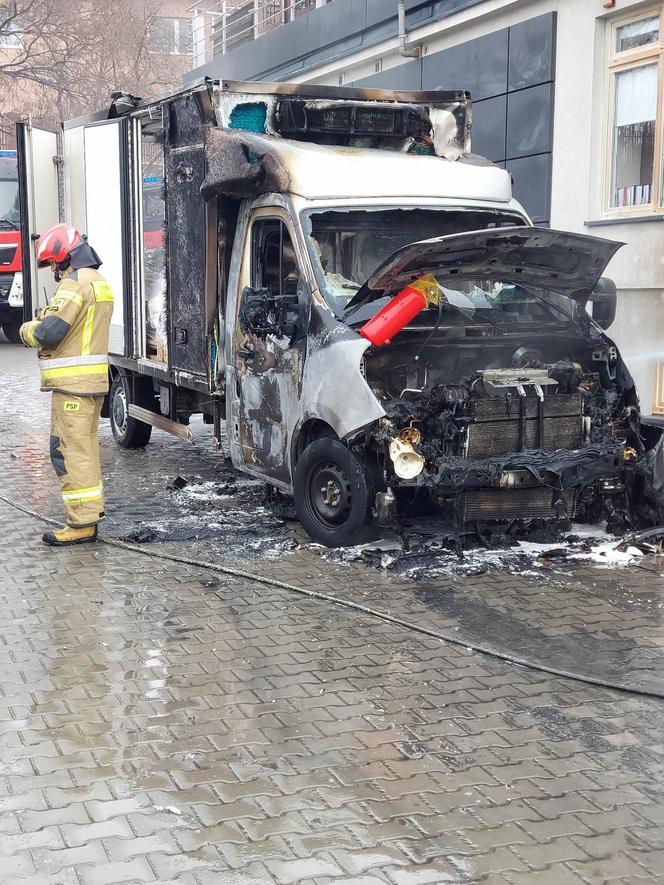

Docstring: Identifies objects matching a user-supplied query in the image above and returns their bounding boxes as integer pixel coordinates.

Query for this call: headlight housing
[389,428,425,479]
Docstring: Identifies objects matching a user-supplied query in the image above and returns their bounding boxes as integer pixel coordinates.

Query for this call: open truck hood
[346,227,624,311]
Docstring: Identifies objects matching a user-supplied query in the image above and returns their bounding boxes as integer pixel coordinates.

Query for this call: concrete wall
[190,0,664,413]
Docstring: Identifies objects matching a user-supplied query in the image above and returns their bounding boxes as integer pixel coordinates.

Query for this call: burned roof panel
[201,131,513,203]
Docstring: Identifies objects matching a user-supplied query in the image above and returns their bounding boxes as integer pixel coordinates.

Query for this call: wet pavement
[2,343,664,883]
[6,343,663,695]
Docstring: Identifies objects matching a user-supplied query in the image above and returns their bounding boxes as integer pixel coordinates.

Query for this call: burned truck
[17,80,660,546]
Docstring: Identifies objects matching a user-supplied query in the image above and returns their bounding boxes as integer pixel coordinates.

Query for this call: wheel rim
[112,384,128,436]
[307,460,353,529]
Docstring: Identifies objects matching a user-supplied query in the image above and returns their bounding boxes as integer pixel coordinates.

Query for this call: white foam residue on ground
[178,479,263,502]
[319,521,651,576]
[571,541,644,565]
[171,482,653,575]
[516,529,644,567]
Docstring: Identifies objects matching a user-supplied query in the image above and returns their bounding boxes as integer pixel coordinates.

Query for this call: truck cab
[18,80,655,546]
[219,149,529,493]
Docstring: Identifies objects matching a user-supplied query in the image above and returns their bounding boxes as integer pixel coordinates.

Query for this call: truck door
[81,120,130,355]
[16,122,60,319]
[232,209,308,486]
[165,93,209,376]
[17,118,130,354]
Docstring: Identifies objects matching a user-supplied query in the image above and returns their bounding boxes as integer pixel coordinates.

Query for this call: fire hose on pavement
[1,491,663,700]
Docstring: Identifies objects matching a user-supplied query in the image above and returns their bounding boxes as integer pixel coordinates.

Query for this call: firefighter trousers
[50,392,105,527]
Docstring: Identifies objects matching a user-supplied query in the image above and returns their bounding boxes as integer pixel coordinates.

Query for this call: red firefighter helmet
[35,223,82,267]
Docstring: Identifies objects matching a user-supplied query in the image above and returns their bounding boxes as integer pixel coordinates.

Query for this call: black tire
[109,373,153,449]
[2,320,21,343]
[294,437,381,547]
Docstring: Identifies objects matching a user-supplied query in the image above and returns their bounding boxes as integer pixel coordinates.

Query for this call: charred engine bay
[360,327,653,533]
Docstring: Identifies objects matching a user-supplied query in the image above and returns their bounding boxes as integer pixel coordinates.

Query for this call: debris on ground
[120,526,163,543]
[115,477,295,560]
[153,805,182,815]
[312,524,659,580]
[536,547,570,560]
[617,526,664,554]
[116,475,664,578]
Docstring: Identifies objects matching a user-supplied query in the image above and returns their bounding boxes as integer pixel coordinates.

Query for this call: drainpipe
[397,0,420,59]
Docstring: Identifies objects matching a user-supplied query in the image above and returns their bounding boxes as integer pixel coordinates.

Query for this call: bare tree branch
[0,0,192,137]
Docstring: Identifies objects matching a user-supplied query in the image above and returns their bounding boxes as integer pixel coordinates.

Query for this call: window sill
[585,215,664,227]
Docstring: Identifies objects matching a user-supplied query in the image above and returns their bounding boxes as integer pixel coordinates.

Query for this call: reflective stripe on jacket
[20,268,113,395]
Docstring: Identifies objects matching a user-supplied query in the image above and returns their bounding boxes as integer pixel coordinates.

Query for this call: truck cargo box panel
[166,93,209,377]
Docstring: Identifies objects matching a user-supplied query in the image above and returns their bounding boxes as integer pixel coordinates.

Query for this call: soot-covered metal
[166,93,209,376]
[214,81,471,159]
[353,306,655,536]
[202,129,291,200]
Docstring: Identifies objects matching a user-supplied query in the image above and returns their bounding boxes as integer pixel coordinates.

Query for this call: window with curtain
[607,7,664,213]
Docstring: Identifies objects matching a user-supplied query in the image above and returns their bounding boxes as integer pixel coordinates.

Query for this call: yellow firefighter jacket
[20,267,113,396]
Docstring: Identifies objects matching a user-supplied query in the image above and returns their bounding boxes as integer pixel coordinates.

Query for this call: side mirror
[239,286,270,337]
[588,277,617,330]
[239,285,303,343]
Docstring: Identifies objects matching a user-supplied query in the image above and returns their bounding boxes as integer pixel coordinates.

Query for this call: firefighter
[19,223,113,546]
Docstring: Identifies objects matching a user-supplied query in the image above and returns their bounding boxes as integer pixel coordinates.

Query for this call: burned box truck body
[17,80,659,546]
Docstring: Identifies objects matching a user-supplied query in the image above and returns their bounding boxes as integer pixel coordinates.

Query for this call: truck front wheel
[294,438,380,547]
[109,374,153,449]
[2,320,21,343]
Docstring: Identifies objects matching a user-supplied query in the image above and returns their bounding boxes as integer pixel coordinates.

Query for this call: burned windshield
[304,208,526,315]
[354,278,577,333]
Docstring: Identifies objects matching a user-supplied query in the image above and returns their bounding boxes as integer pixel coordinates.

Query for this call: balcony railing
[189,0,327,68]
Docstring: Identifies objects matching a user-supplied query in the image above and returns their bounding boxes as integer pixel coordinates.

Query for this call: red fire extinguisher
[360,274,441,347]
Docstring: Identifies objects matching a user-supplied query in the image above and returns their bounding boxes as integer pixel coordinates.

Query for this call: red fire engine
[0,150,22,342]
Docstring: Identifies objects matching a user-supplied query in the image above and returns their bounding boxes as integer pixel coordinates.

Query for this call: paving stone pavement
[3,346,664,694]
[2,343,664,882]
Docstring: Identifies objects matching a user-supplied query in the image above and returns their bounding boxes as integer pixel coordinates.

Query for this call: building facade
[189,0,664,415]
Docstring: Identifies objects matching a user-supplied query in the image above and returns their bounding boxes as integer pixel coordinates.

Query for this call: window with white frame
[607,7,664,212]
[149,17,192,55]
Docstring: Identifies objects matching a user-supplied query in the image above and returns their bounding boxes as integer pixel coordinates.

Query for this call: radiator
[459,487,575,522]
[466,394,583,459]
